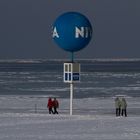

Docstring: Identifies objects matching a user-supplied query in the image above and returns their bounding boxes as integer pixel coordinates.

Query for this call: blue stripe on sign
[73,73,80,81]
[65,73,68,81]
[69,73,71,81]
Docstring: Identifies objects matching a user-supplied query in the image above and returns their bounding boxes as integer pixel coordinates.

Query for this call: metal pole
[70,83,73,115]
[71,52,74,63]
[70,52,74,115]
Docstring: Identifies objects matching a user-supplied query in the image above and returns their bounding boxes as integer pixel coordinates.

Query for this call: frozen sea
[1,59,140,98]
[0,59,140,139]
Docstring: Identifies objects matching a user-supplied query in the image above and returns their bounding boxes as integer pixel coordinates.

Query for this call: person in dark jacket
[121,98,127,117]
[115,97,121,116]
[47,98,53,114]
[52,98,59,114]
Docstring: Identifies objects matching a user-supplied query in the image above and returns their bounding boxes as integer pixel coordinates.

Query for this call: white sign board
[64,63,80,83]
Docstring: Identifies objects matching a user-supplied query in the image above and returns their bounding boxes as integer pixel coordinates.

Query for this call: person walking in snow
[115,97,121,116]
[52,98,59,114]
[121,98,127,117]
[47,98,54,114]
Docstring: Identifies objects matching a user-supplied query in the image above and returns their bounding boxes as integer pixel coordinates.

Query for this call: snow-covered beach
[0,96,140,140]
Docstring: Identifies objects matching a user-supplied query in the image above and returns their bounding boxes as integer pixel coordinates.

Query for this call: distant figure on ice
[47,98,54,114]
[121,98,127,117]
[115,97,121,116]
[52,98,59,114]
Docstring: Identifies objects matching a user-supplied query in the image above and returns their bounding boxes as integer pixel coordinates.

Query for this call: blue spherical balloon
[52,12,92,52]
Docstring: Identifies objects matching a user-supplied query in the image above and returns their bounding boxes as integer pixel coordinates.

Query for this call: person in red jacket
[52,98,59,114]
[47,98,53,114]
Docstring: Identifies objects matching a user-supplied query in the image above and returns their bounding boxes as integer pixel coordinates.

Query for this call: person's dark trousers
[118,108,121,116]
[49,108,53,114]
[122,109,127,117]
[53,107,58,114]
[116,108,121,116]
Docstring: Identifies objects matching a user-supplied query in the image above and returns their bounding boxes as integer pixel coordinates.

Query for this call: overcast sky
[0,0,140,59]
